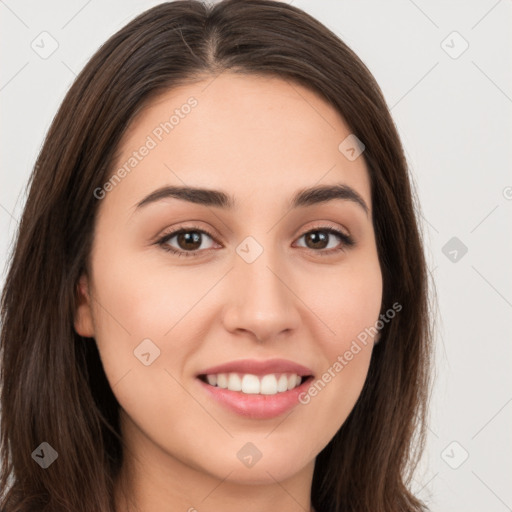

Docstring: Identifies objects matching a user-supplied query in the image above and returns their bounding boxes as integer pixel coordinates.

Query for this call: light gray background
[1,1,511,511]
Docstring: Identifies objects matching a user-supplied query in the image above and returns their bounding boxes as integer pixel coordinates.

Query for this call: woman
[0,1,433,511]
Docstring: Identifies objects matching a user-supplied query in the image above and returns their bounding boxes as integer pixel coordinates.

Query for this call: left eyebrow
[133,183,369,216]
[291,184,369,216]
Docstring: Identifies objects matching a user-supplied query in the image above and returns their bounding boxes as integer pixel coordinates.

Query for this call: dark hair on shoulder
[0,1,433,511]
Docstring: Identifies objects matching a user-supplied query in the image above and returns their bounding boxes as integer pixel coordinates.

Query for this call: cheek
[90,249,202,340]
[300,341,373,455]
[295,255,382,432]
[88,253,203,437]
[303,252,383,350]
[87,248,173,381]
[88,244,223,397]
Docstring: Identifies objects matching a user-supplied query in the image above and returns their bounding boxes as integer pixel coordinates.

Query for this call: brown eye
[295,227,355,256]
[157,226,217,258]
[303,230,330,250]
[174,231,203,251]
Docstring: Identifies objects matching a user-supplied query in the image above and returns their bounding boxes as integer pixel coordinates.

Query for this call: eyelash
[156,223,355,258]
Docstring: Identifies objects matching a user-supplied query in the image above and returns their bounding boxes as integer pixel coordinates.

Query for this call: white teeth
[241,374,260,394]
[203,372,305,395]
[277,374,289,392]
[216,373,228,389]
[260,374,277,395]
[228,373,242,391]
[206,374,217,386]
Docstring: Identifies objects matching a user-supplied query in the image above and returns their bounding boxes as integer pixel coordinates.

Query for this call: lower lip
[197,377,313,419]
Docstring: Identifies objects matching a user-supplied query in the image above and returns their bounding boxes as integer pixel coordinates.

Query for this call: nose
[221,246,301,343]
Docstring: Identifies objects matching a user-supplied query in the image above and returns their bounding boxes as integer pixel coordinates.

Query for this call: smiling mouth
[197,372,314,396]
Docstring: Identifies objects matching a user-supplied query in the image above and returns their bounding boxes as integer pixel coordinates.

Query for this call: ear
[74,274,95,337]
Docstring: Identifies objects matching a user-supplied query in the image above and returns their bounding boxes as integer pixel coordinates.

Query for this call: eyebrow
[134,183,369,216]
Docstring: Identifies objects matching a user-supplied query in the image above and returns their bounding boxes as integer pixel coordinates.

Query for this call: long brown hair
[0,1,433,510]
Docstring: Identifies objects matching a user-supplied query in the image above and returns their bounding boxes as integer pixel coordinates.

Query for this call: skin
[74,72,383,512]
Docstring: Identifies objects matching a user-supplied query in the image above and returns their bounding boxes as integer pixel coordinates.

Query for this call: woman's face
[75,73,382,489]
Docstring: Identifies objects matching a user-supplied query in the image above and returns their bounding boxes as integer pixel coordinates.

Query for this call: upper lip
[197,358,314,377]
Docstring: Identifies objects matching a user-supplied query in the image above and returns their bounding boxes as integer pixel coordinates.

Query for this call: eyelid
[298,221,351,240]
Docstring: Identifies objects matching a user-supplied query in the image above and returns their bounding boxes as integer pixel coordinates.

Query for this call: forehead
[108,72,372,213]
